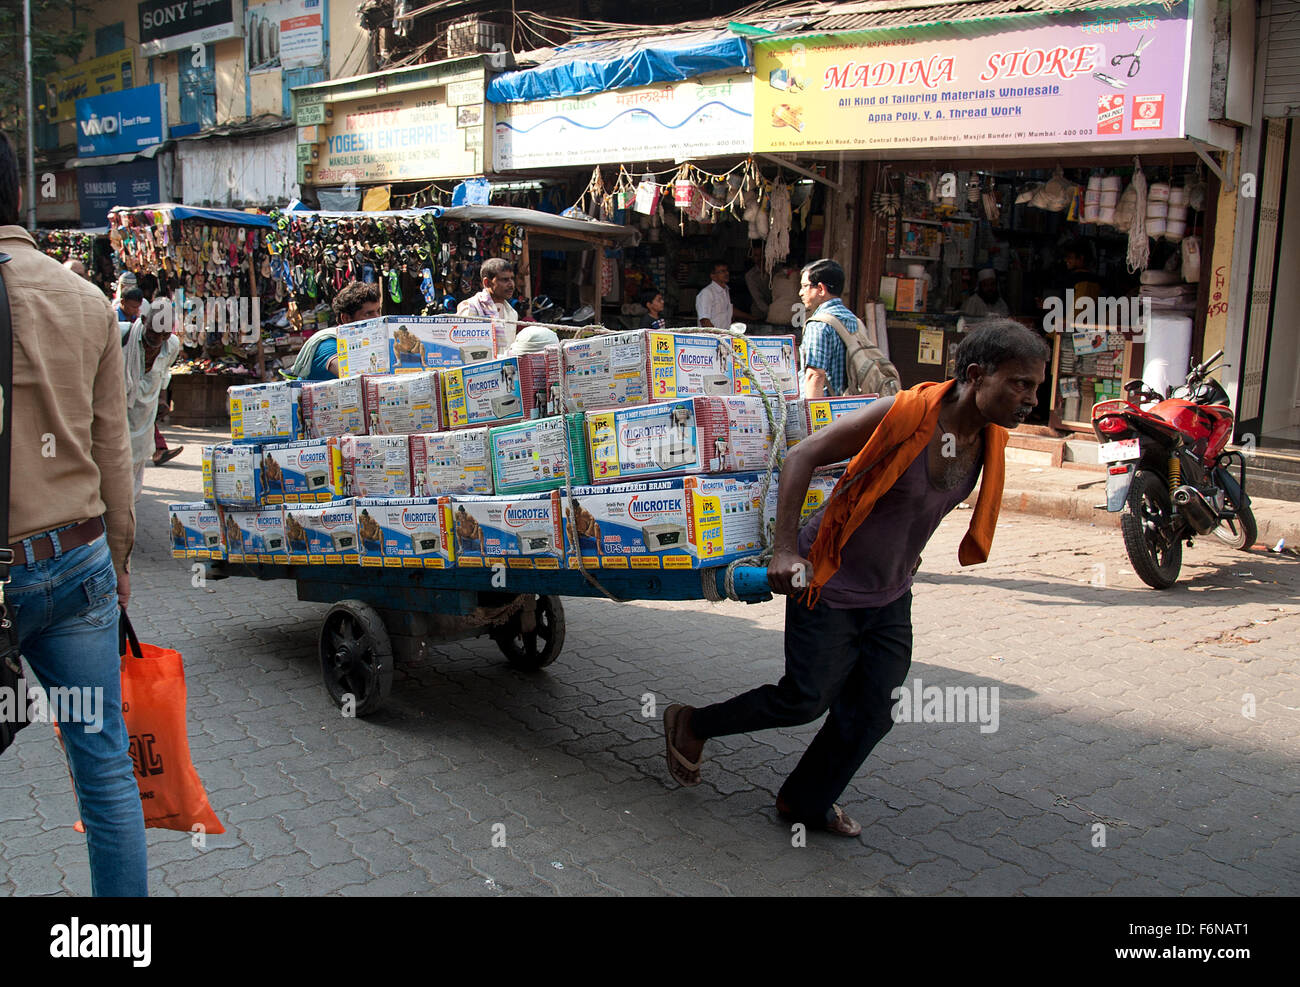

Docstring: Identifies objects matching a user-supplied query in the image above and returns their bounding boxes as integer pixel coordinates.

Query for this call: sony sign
[138,0,240,57]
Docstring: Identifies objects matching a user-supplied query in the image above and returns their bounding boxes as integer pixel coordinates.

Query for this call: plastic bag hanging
[765,177,792,273]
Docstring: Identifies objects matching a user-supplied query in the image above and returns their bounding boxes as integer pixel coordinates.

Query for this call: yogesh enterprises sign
[138,0,240,57]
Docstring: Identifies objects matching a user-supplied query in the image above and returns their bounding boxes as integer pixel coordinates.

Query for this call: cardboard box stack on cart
[171,318,861,575]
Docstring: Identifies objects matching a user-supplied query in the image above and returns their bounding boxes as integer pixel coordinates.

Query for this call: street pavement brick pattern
[2,428,1296,896]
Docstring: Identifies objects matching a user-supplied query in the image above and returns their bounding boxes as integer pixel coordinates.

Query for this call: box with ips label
[409,429,493,496]
[260,438,344,504]
[441,491,564,569]
[563,474,763,570]
[442,354,546,430]
[202,444,263,509]
[548,330,651,413]
[333,435,412,499]
[335,317,394,376]
[733,334,799,400]
[167,502,225,560]
[784,396,878,448]
[387,317,497,371]
[282,499,360,565]
[355,498,455,569]
[646,331,737,400]
[761,469,844,546]
[225,508,288,563]
[299,375,368,439]
[228,380,302,444]
[585,396,768,484]
[363,371,444,434]
[488,414,590,495]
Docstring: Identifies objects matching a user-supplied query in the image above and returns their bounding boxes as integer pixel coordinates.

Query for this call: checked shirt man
[798,259,854,398]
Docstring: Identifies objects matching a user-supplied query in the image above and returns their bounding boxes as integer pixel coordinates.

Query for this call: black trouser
[691,591,913,823]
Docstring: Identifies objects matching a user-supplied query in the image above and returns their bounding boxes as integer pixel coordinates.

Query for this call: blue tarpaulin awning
[486,30,751,104]
[109,203,273,227]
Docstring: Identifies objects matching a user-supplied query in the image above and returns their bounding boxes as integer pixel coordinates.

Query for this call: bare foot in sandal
[663,704,705,787]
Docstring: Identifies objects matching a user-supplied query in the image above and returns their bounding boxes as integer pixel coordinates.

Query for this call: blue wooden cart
[206,560,771,715]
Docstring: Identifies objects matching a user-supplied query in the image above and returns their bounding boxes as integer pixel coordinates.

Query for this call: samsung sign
[78,159,161,228]
[76,85,166,157]
[138,0,240,57]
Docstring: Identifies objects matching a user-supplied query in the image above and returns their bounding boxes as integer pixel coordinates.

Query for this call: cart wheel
[493,595,565,671]
[319,599,393,716]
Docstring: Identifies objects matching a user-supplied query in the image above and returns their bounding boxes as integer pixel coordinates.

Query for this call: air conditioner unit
[516,529,554,555]
[330,531,357,552]
[411,530,443,555]
[641,523,688,551]
[490,394,521,418]
[459,343,493,363]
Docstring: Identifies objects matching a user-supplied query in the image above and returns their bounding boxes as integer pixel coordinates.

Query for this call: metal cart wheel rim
[318,599,393,715]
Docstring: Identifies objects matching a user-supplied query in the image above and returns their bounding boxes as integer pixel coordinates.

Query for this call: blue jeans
[5,532,148,896]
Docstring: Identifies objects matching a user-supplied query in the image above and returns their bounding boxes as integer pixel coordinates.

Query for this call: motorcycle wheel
[1211,498,1258,552]
[1121,469,1183,589]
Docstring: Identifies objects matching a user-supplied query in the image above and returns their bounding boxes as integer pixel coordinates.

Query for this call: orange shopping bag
[63,611,225,835]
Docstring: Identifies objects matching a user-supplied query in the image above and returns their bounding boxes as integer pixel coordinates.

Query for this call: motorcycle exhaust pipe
[1172,485,1217,535]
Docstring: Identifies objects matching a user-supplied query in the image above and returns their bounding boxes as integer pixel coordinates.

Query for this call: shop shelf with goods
[34,228,115,295]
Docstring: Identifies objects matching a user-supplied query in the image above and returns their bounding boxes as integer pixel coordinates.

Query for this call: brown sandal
[776,796,862,837]
[663,704,701,787]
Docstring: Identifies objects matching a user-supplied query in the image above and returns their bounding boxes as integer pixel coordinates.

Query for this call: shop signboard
[35,169,79,224]
[75,85,167,158]
[139,0,241,57]
[753,4,1193,152]
[494,73,753,171]
[247,0,325,74]
[77,159,162,227]
[45,49,136,124]
[315,88,485,183]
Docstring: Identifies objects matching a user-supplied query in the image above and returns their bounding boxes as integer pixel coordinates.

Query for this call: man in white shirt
[457,257,519,350]
[695,260,749,328]
[960,268,1010,318]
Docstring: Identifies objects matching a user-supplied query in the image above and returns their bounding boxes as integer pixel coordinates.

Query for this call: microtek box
[355,498,455,569]
[734,334,799,400]
[548,330,651,413]
[225,508,288,564]
[167,502,225,560]
[387,317,497,371]
[228,380,302,444]
[488,415,590,495]
[299,375,368,439]
[442,491,565,569]
[282,499,360,565]
[409,429,493,496]
[203,444,263,509]
[442,355,546,430]
[646,331,737,399]
[363,371,444,434]
[563,474,764,570]
[334,435,413,499]
[761,470,844,543]
[785,396,877,448]
[335,317,393,376]
[260,438,344,504]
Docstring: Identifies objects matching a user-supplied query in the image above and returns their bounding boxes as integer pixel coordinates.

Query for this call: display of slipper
[663,703,701,787]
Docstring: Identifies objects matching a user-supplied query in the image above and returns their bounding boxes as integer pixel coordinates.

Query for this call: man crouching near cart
[663,320,1048,836]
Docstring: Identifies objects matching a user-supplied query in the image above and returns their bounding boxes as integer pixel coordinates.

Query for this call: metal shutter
[1264,0,1300,117]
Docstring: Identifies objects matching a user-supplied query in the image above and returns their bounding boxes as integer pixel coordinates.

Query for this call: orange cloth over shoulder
[802,378,1007,607]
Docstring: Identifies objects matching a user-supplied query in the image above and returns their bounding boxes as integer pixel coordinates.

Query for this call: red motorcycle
[1091,350,1256,588]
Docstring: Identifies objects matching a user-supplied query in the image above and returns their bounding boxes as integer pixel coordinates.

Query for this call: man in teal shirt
[294,281,382,381]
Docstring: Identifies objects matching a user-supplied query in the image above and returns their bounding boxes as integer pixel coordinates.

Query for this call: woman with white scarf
[122,300,181,500]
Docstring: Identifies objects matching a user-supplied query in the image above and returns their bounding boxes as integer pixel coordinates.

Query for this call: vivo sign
[138,0,239,57]
[76,85,166,157]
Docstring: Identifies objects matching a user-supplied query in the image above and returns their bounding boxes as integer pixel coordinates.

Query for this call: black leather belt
[8,517,106,563]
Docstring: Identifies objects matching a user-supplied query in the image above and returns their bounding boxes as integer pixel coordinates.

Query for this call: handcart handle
[715,566,772,600]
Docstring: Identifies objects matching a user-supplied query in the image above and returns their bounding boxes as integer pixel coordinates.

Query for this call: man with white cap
[961,269,1009,318]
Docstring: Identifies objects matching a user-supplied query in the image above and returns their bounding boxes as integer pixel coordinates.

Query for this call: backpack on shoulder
[817,312,902,397]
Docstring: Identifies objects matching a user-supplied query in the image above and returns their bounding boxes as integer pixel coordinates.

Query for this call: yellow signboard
[45,50,136,124]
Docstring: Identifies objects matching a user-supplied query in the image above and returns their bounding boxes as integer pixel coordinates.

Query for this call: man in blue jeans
[0,133,147,896]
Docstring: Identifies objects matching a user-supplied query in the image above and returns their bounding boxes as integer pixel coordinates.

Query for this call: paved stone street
[2,427,1297,896]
